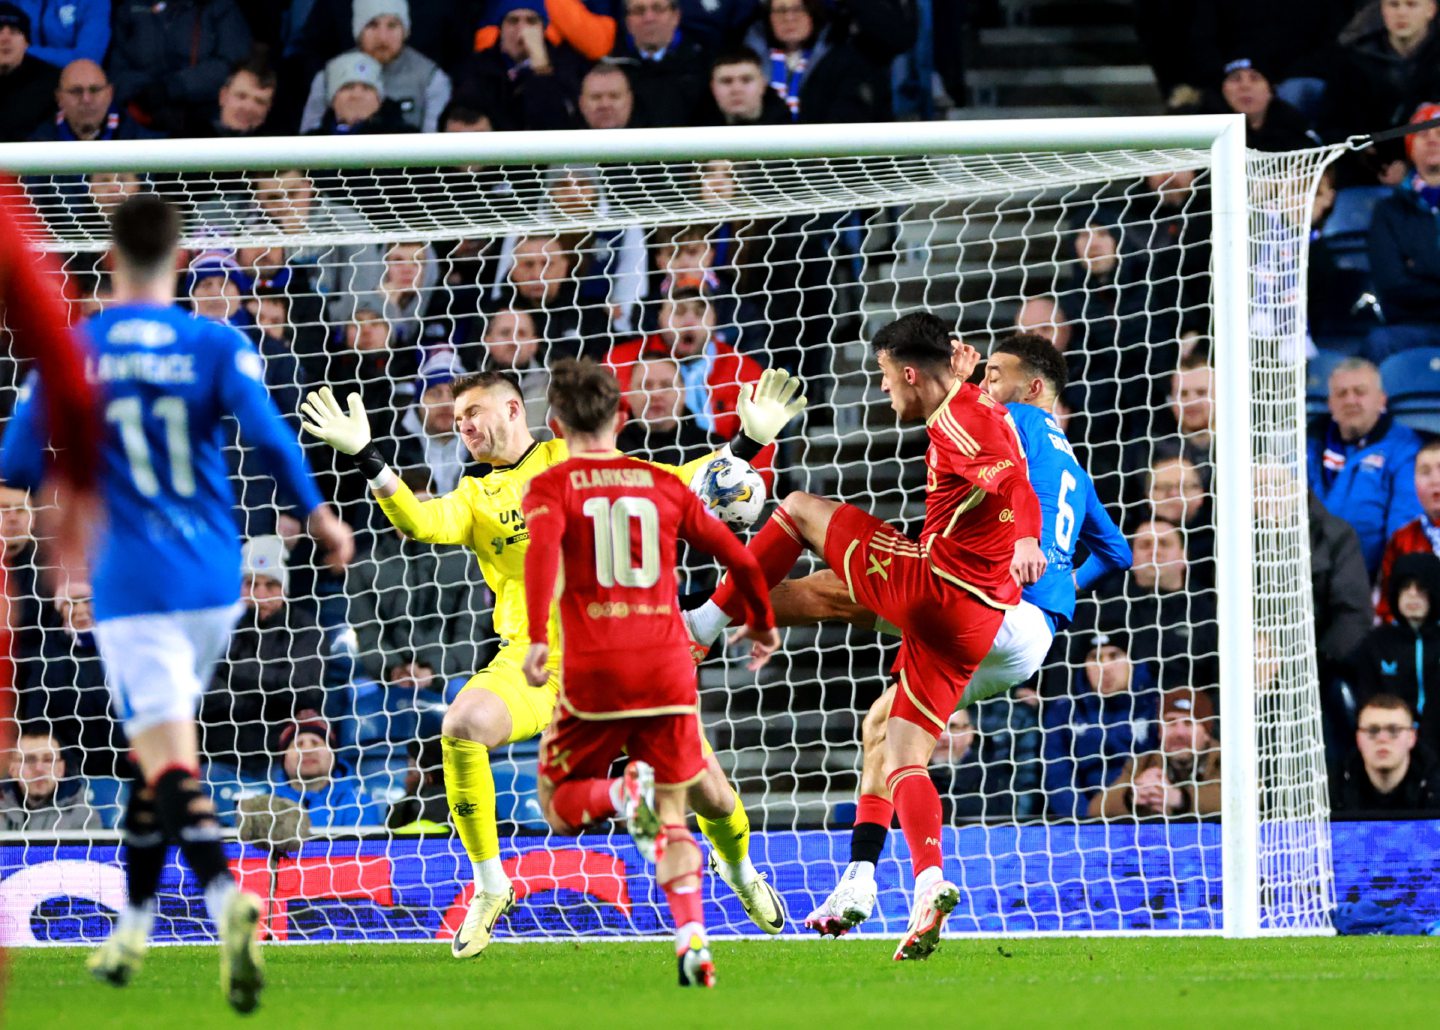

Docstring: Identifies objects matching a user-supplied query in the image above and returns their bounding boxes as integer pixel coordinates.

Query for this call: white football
[690,453,766,528]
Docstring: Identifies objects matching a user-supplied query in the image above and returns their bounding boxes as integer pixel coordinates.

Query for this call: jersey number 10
[105,396,195,498]
[583,496,660,589]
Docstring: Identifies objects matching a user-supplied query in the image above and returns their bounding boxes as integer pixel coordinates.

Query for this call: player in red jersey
[520,358,778,988]
[684,312,1046,960]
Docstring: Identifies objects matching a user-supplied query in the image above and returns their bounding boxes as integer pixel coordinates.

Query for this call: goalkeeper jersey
[375,437,713,650]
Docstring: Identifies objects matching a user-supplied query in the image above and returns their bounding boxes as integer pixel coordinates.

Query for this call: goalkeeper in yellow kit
[300,367,805,956]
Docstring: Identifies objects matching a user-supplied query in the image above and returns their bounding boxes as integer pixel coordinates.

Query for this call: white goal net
[0,121,1334,944]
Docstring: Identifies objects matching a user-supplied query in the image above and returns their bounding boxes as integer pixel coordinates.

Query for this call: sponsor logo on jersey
[1381,660,1399,676]
[999,509,1014,522]
[1361,453,1386,470]
[977,459,1014,481]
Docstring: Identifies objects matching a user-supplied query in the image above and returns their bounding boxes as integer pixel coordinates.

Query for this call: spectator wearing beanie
[299,0,451,134]
[0,2,59,142]
[471,0,618,61]
[452,1,583,132]
[308,50,413,135]
[7,0,108,69]
[107,0,253,135]
[1213,57,1320,153]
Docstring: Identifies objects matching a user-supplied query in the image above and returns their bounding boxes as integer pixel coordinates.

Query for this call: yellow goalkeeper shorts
[458,642,561,744]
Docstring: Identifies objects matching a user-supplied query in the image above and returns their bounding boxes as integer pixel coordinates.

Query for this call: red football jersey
[523,452,773,717]
[921,382,1043,609]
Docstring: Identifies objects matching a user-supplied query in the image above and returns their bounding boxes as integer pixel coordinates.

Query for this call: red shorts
[540,708,707,788]
[825,503,1007,737]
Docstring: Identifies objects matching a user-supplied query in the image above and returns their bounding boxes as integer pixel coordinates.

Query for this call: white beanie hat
[325,52,385,104]
[241,535,289,593]
[353,0,410,41]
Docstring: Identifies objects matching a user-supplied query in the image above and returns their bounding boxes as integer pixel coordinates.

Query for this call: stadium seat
[84,777,127,829]
[201,761,267,827]
[491,753,546,829]
[1305,350,1347,419]
[1320,185,1392,272]
[1380,349,1440,435]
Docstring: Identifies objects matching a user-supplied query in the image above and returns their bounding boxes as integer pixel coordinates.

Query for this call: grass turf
[8,937,1437,1029]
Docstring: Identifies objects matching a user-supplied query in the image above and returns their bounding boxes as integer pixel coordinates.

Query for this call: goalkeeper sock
[887,765,943,878]
[550,779,618,828]
[122,781,168,914]
[442,736,504,887]
[697,790,756,885]
[705,508,806,633]
[150,766,234,922]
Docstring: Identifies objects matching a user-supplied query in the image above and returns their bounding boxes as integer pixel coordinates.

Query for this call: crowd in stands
[2,0,1440,835]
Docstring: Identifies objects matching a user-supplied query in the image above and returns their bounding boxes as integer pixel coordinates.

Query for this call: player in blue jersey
[0,195,353,1012]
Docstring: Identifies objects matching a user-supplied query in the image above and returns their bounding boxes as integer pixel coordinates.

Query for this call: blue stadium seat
[1380,349,1440,435]
[1306,350,1348,419]
[201,761,267,828]
[84,777,126,829]
[1320,185,1393,272]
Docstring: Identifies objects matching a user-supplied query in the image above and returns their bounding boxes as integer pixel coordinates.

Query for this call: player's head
[547,357,622,441]
[871,312,956,421]
[450,370,530,462]
[986,332,1068,407]
[108,194,180,287]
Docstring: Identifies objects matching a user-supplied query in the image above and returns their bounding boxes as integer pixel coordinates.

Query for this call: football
[690,452,767,528]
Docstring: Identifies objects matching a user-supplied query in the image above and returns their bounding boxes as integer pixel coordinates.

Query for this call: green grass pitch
[7,937,1436,1029]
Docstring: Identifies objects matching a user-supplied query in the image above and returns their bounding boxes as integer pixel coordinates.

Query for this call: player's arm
[647,368,807,482]
[221,335,353,572]
[300,386,476,546]
[677,486,780,670]
[519,475,566,685]
[1074,476,1132,592]
[0,372,47,492]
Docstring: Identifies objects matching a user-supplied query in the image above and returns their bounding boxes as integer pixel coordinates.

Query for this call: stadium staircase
[702,0,1164,826]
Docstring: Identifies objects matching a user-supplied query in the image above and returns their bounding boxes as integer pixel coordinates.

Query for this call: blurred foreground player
[0,195,354,1012]
[520,359,779,987]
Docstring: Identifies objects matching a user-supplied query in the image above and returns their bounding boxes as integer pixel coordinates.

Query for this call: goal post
[0,116,1337,943]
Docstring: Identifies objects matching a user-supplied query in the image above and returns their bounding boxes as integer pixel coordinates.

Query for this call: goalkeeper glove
[733,368,807,461]
[299,387,387,478]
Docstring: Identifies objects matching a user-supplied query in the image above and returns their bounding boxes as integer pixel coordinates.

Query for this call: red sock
[887,765,943,877]
[856,793,895,828]
[658,825,705,934]
[712,507,806,621]
[550,779,616,828]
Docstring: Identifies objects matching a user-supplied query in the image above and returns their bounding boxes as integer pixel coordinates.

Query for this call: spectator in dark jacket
[609,0,709,127]
[1331,693,1440,813]
[452,1,582,132]
[201,536,328,774]
[1042,626,1162,820]
[1185,0,1342,107]
[1364,109,1440,359]
[298,0,451,134]
[0,3,58,141]
[1377,438,1440,623]
[1306,488,1375,682]
[29,59,163,142]
[743,0,892,123]
[577,61,636,130]
[9,0,108,69]
[1306,357,1424,577]
[185,57,277,138]
[1215,57,1320,152]
[1347,552,1440,756]
[706,46,790,125]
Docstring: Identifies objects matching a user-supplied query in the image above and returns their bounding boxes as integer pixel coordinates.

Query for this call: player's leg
[444,648,558,957]
[689,751,786,933]
[805,684,895,935]
[87,770,163,986]
[655,787,715,988]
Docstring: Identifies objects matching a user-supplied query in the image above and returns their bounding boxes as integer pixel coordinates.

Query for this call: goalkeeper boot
[892,878,959,962]
[87,923,148,987]
[708,851,785,934]
[621,761,661,863]
[452,884,516,959]
[219,890,266,1014]
[676,930,717,988]
[803,876,877,937]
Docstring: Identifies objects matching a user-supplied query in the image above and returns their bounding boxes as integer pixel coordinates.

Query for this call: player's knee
[541,801,579,836]
[687,762,734,820]
[442,693,504,745]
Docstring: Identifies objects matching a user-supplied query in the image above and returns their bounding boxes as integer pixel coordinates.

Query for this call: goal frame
[0,115,1287,939]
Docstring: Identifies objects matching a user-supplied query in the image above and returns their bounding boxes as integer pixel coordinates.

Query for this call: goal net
[0,120,1335,944]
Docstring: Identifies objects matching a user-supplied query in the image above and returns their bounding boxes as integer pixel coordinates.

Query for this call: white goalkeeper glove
[299,387,372,456]
[738,368,807,448]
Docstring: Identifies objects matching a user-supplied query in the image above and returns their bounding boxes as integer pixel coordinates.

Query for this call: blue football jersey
[1007,403,1131,626]
[0,303,323,621]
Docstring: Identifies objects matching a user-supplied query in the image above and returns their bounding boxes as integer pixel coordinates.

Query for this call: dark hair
[1421,437,1440,459]
[109,194,179,277]
[871,311,954,372]
[226,55,277,91]
[711,46,765,75]
[1178,347,1212,372]
[1358,693,1416,723]
[994,331,1069,396]
[450,369,522,402]
[548,357,621,434]
[439,99,493,129]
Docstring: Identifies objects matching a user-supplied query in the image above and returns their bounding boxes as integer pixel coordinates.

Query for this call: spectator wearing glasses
[609,0,709,127]
[1347,552,1440,756]
[30,59,163,142]
[1331,694,1440,814]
